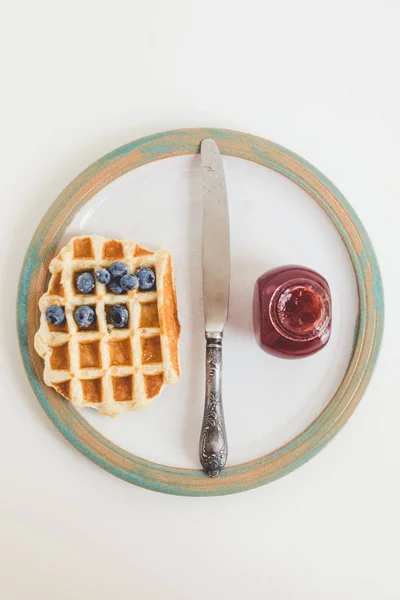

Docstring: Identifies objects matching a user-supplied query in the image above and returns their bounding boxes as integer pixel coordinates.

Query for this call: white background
[1,1,399,598]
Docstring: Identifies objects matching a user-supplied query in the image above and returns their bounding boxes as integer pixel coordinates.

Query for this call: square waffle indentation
[73,269,96,296]
[73,237,94,259]
[108,338,132,366]
[49,343,70,370]
[102,240,124,260]
[49,272,64,297]
[112,375,134,402]
[53,380,71,399]
[144,373,164,398]
[79,340,101,368]
[80,378,102,403]
[134,244,154,257]
[141,336,162,364]
[139,302,159,328]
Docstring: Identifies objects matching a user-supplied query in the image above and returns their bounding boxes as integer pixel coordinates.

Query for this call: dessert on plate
[34,235,180,417]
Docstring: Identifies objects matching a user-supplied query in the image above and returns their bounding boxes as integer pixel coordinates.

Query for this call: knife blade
[202,138,231,334]
[199,138,230,477]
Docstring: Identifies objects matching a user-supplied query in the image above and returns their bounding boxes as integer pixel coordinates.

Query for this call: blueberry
[76,272,95,294]
[45,305,65,325]
[96,268,111,285]
[120,273,139,291]
[109,262,128,278]
[137,267,156,291]
[74,305,95,328]
[108,279,125,294]
[110,304,129,329]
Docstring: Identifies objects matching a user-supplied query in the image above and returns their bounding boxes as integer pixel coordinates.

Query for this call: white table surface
[1,1,398,598]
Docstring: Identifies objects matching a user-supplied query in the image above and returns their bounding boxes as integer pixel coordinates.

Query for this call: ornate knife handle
[199,333,228,477]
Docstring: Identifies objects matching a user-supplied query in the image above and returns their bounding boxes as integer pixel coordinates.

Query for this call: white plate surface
[63,154,358,468]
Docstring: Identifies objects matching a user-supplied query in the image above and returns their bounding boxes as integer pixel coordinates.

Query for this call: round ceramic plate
[18,128,383,496]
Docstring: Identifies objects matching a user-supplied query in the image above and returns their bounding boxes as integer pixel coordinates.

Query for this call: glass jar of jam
[253,265,332,358]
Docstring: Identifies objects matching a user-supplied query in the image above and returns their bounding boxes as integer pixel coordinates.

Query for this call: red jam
[253,265,332,358]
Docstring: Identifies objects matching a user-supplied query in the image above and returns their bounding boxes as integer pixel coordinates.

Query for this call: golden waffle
[34,235,180,416]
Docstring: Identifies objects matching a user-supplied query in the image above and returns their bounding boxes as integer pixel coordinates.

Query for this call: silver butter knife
[199,138,230,477]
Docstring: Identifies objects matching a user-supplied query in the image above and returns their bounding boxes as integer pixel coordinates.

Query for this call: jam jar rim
[269,278,331,342]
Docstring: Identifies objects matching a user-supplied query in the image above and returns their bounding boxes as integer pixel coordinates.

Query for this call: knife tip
[201,138,218,152]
